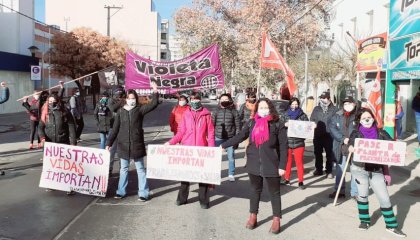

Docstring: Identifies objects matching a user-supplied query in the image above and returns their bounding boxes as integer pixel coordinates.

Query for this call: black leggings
[177,181,209,205]
[30,120,40,144]
[248,174,282,217]
[75,117,84,139]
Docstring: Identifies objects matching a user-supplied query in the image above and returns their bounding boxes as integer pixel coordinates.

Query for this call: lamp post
[28,45,39,58]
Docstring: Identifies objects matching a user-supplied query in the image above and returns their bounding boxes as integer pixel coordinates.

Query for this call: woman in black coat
[221,98,287,235]
[106,83,158,201]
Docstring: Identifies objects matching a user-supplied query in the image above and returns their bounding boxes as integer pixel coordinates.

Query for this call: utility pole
[104,5,123,37]
[64,17,70,32]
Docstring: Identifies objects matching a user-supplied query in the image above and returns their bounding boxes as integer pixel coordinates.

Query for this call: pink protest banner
[125,44,225,94]
[39,142,110,197]
[146,144,222,185]
[353,138,406,166]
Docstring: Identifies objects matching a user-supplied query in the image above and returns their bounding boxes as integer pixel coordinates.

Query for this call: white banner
[31,65,41,81]
[287,120,315,139]
[146,144,222,185]
[353,139,406,166]
[39,142,110,197]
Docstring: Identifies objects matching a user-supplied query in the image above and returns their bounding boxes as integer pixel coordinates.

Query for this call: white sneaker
[228,175,235,182]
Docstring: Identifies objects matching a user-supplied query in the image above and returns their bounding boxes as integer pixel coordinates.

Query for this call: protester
[69,88,84,141]
[348,108,407,238]
[310,91,338,178]
[169,95,189,135]
[22,90,41,149]
[0,81,10,104]
[212,93,240,182]
[328,96,358,199]
[167,92,215,209]
[239,92,257,129]
[411,87,420,145]
[280,97,310,189]
[106,83,159,201]
[38,93,77,195]
[94,91,116,175]
[221,98,287,235]
[395,100,404,140]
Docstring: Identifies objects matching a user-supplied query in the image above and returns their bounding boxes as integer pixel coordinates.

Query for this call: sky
[34,0,192,25]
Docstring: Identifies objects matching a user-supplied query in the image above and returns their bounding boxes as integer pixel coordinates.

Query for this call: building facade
[160,19,170,61]
[45,0,162,60]
[169,34,184,61]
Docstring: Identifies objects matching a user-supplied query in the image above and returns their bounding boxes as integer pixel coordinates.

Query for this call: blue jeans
[350,164,391,208]
[395,118,403,139]
[335,156,358,196]
[100,130,117,171]
[415,112,420,143]
[116,158,149,198]
[215,137,235,176]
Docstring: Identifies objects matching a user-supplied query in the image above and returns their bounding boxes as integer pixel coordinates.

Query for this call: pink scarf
[251,114,273,148]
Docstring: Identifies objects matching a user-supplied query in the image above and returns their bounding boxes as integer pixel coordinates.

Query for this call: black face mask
[48,102,58,109]
[220,101,231,108]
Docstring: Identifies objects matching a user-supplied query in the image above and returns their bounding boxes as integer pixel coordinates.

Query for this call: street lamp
[28,46,39,58]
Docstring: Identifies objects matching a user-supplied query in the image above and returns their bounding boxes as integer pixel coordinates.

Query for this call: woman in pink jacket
[168,92,215,209]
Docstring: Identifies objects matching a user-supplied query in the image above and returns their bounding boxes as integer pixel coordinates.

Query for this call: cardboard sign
[39,142,110,197]
[146,144,222,185]
[287,120,315,139]
[353,138,406,166]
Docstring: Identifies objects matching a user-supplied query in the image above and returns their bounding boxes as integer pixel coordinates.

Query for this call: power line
[0,2,67,33]
[282,0,325,33]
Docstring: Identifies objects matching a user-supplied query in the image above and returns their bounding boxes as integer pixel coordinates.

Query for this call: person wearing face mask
[22,90,42,149]
[347,108,407,238]
[221,98,287,235]
[328,96,358,199]
[38,93,77,195]
[212,93,240,182]
[94,91,116,175]
[280,98,310,189]
[169,95,189,135]
[167,92,215,209]
[69,88,84,142]
[106,82,159,201]
[239,92,257,130]
[310,91,338,178]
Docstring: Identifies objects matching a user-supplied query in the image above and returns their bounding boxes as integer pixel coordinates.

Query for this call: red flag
[260,32,296,95]
[367,71,383,128]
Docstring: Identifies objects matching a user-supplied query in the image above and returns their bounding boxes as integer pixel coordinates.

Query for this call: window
[161,52,167,60]
[161,33,167,40]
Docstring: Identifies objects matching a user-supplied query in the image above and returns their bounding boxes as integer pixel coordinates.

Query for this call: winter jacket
[23,98,40,121]
[349,128,392,172]
[211,106,240,139]
[38,107,76,145]
[412,95,420,113]
[239,101,255,129]
[0,87,9,104]
[279,110,309,149]
[221,119,288,177]
[169,105,189,134]
[169,107,215,147]
[328,110,357,164]
[94,100,114,133]
[69,95,83,119]
[107,93,159,160]
[310,103,338,137]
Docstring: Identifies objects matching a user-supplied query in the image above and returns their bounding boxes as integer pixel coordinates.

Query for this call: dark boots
[269,216,281,234]
[245,213,257,229]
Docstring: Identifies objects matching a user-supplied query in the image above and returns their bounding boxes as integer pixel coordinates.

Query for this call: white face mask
[34,95,40,100]
[126,99,136,107]
[321,99,330,104]
[343,104,355,112]
[360,118,374,128]
[75,92,80,96]
[258,109,270,117]
[179,101,187,106]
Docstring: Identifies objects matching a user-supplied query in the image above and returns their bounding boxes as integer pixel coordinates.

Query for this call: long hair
[289,97,300,107]
[255,98,279,121]
[126,89,139,105]
[356,107,376,126]
[40,93,62,124]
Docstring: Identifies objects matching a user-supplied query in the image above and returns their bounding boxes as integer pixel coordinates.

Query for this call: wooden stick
[16,65,116,101]
[333,152,353,206]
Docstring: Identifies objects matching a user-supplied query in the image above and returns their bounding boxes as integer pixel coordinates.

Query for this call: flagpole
[257,67,261,98]
[16,65,116,101]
